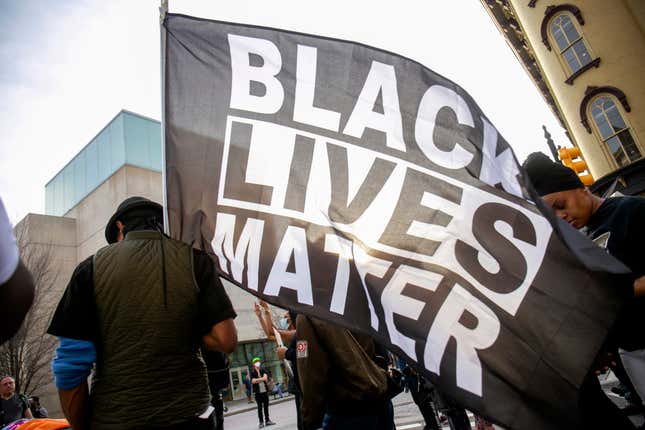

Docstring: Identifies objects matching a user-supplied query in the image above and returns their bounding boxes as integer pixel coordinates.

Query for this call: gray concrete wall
[65,165,162,262]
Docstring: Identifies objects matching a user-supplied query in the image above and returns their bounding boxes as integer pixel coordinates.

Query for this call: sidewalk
[224,393,295,417]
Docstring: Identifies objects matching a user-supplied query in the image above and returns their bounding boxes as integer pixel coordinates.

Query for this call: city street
[224,373,645,430]
[224,392,429,430]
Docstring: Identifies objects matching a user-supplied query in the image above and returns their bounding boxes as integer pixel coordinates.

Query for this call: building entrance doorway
[228,366,248,400]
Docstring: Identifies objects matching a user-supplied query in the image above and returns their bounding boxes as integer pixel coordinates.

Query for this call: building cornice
[480,0,567,130]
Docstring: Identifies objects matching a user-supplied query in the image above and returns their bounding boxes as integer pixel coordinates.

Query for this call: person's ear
[115,220,125,242]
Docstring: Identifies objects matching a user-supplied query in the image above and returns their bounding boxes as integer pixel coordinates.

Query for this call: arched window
[549,13,593,75]
[589,96,642,168]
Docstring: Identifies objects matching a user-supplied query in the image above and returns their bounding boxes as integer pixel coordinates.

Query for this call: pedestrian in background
[0,376,33,425]
[401,365,441,430]
[251,357,276,428]
[244,372,253,403]
[29,396,49,418]
[255,302,303,428]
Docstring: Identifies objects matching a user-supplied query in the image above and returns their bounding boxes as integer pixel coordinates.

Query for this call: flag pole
[159,0,169,235]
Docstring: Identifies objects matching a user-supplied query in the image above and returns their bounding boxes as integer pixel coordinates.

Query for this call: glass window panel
[605,102,627,134]
[63,167,74,214]
[268,362,284,383]
[563,47,581,72]
[45,184,54,215]
[246,342,265,365]
[263,341,278,362]
[109,119,126,172]
[148,121,162,171]
[97,132,111,182]
[124,114,149,168]
[109,113,125,173]
[551,23,569,52]
[53,177,63,216]
[85,141,99,192]
[617,130,642,162]
[572,40,592,67]
[606,136,628,167]
[74,153,86,204]
[229,346,248,368]
[561,16,580,44]
[592,109,613,139]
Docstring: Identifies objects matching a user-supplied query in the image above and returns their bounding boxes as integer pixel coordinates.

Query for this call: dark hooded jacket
[296,315,388,429]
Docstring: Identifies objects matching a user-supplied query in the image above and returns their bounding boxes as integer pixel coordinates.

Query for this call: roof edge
[45,109,160,187]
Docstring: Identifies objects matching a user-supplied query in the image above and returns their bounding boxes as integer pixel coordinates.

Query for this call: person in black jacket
[296,315,391,430]
[525,152,645,429]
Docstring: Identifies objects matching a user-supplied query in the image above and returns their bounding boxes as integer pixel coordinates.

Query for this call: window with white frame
[589,95,642,167]
[549,13,593,75]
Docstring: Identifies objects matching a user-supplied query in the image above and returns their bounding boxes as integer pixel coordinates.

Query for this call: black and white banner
[163,14,630,429]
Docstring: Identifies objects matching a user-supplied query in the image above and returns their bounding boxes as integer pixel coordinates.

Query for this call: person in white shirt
[0,197,34,344]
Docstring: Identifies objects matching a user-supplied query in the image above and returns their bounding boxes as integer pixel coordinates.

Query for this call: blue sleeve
[52,337,96,390]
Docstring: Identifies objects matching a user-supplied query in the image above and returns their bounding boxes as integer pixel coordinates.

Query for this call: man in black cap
[48,196,238,430]
[524,152,645,429]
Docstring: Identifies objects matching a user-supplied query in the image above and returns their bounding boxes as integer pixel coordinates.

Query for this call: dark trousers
[578,372,636,429]
[444,407,471,430]
[325,400,394,430]
[213,395,224,430]
[408,374,441,430]
[255,392,270,423]
[294,391,304,430]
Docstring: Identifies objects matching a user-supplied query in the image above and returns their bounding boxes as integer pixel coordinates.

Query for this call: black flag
[163,14,630,429]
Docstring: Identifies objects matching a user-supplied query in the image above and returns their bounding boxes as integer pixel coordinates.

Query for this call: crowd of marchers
[0,152,644,430]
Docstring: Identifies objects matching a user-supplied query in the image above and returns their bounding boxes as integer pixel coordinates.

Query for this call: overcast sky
[0,0,566,223]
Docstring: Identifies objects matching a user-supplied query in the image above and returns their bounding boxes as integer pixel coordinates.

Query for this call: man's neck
[590,195,605,216]
[0,392,13,400]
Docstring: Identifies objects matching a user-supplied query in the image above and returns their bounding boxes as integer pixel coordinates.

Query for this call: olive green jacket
[90,231,210,429]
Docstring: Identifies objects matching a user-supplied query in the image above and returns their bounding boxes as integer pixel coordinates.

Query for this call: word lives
[211,34,553,396]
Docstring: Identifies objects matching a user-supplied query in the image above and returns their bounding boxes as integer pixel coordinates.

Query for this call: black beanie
[523,152,584,196]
